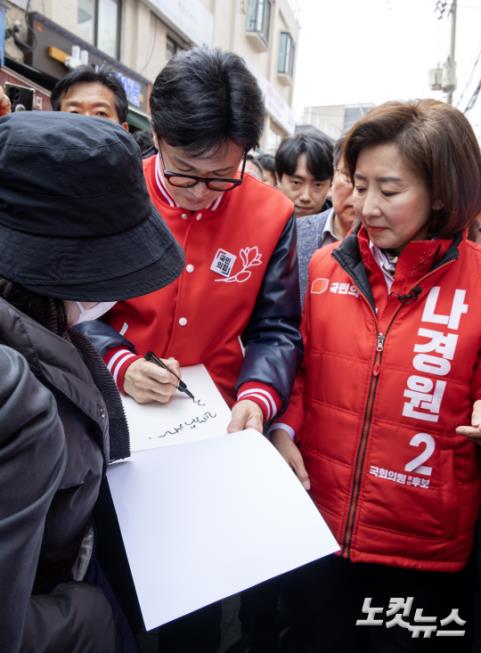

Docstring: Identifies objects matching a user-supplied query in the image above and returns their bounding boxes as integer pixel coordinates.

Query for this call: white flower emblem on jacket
[215,246,262,283]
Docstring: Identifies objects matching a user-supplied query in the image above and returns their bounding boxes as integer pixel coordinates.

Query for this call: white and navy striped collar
[154,153,224,211]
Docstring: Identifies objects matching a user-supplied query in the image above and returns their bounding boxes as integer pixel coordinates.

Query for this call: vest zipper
[342,329,384,558]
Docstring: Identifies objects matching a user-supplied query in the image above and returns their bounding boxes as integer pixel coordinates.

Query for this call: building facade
[2,0,299,149]
[301,103,375,140]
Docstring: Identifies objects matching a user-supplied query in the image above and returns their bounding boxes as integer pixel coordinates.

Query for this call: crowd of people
[1,45,481,653]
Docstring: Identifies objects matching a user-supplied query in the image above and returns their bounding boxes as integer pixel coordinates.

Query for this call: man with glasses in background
[81,46,302,653]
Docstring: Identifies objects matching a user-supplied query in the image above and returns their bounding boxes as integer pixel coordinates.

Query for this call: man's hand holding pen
[124,355,182,404]
[123,351,263,433]
[144,351,195,400]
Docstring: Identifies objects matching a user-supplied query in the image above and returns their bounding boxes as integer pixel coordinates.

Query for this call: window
[166,36,183,62]
[247,0,271,45]
[76,0,120,58]
[97,0,120,57]
[77,0,95,44]
[278,32,295,78]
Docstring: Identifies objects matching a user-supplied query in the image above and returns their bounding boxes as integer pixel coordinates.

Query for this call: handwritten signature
[148,410,217,440]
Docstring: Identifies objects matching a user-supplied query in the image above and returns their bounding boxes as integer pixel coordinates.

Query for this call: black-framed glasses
[158,149,247,192]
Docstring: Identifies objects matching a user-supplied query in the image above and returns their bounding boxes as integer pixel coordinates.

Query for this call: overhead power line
[464,77,481,112]
[456,41,481,107]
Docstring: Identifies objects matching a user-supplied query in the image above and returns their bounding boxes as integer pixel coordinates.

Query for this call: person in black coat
[0,111,183,653]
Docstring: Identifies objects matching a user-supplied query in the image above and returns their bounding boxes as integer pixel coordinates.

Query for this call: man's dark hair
[150,47,265,155]
[132,129,157,158]
[275,129,334,181]
[50,66,129,124]
[257,153,276,176]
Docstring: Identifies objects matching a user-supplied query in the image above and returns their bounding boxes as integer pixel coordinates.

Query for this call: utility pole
[446,0,457,104]
[429,0,457,104]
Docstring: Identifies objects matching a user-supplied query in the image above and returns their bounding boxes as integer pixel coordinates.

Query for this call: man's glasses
[158,150,247,192]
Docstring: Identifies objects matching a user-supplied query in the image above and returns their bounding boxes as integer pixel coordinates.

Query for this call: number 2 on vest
[404,433,435,476]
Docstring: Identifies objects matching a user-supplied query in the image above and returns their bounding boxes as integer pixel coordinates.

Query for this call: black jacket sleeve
[236,214,303,410]
[0,346,66,653]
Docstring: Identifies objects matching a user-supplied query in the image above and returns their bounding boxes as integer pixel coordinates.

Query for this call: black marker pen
[144,351,195,401]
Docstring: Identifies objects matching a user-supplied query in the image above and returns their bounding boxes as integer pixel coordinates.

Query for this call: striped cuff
[104,347,141,394]
[236,382,282,423]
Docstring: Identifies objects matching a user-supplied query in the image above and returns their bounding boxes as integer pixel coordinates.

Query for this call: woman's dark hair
[0,279,67,336]
[51,66,129,124]
[150,47,265,155]
[275,130,334,181]
[468,220,481,242]
[343,99,481,238]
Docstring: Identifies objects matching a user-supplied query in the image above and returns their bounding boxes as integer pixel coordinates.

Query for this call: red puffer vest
[282,227,481,572]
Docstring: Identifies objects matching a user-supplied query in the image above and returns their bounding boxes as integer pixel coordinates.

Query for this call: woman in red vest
[271,99,481,652]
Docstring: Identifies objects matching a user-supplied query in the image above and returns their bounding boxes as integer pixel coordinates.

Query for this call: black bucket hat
[0,111,184,301]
